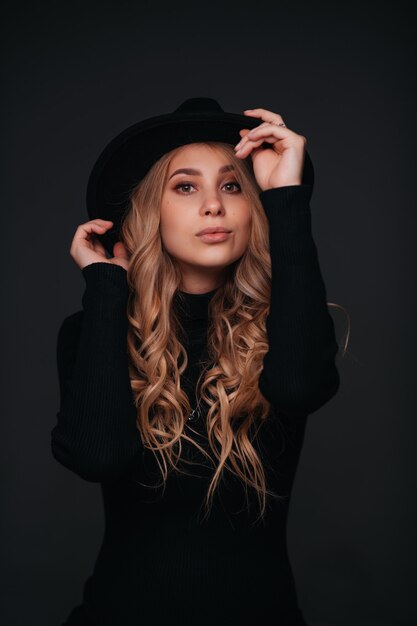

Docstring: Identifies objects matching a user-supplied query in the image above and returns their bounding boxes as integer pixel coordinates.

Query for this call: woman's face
[160,144,252,294]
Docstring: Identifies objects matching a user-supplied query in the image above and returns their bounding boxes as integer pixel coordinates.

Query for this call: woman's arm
[258,184,340,417]
[51,262,143,482]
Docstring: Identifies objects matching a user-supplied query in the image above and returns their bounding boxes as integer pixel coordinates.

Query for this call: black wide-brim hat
[86,97,315,256]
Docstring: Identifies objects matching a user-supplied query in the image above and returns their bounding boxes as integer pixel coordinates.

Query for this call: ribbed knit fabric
[52,184,340,626]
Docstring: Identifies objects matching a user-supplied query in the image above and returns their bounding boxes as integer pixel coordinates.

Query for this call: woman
[52,98,344,626]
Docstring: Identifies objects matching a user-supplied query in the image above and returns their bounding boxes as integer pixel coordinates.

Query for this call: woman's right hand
[70,219,130,271]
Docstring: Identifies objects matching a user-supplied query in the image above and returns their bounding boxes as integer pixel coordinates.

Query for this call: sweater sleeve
[51,262,143,482]
[257,184,340,417]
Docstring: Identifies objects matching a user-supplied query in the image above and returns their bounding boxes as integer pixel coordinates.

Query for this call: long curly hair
[119,141,350,525]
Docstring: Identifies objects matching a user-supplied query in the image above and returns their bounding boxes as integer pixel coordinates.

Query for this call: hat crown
[173,97,224,116]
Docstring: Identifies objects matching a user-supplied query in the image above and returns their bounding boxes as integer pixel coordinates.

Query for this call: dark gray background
[1,1,415,625]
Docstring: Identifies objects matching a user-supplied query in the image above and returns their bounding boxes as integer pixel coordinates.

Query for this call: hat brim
[86,111,314,256]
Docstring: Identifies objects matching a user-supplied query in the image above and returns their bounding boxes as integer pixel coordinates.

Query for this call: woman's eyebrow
[168,164,235,180]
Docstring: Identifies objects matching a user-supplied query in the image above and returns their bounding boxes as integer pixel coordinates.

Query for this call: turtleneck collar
[173,286,219,322]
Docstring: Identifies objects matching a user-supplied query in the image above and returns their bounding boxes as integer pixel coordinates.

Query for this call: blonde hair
[119,141,350,526]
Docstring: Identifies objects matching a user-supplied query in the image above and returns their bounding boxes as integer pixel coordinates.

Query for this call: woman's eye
[223,181,241,192]
[174,182,195,193]
[174,181,241,194]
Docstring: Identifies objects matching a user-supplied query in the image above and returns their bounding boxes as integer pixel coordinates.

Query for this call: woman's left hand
[235,108,307,191]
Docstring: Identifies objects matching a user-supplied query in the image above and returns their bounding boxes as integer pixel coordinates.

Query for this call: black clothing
[52,184,340,626]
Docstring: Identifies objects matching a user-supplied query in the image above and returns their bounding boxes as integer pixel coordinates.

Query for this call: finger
[247,125,307,149]
[236,128,252,146]
[86,219,114,227]
[243,108,286,126]
[242,125,294,151]
[238,122,272,139]
[75,219,113,237]
[235,124,289,156]
[236,121,283,149]
[71,222,113,253]
[246,124,292,141]
[84,223,110,240]
[113,241,130,259]
[234,136,266,158]
[234,128,269,156]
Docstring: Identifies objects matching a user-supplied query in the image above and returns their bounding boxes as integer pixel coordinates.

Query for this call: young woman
[52,98,344,626]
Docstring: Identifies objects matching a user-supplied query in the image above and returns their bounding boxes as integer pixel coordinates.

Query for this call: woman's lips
[196,232,232,243]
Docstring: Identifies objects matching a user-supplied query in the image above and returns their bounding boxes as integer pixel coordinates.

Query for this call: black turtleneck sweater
[52,184,340,626]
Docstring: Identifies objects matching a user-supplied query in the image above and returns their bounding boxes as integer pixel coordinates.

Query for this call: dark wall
[1,1,415,625]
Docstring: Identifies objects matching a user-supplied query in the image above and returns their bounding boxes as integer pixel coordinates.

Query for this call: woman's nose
[201,196,225,214]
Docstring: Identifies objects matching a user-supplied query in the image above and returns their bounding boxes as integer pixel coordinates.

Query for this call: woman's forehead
[168,143,231,170]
